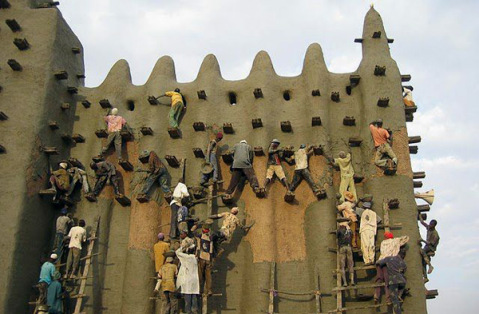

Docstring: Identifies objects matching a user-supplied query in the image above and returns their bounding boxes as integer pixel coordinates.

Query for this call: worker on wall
[333,151,357,203]
[225,140,260,198]
[419,216,440,282]
[286,144,322,196]
[264,139,289,192]
[101,107,127,161]
[163,88,186,129]
[337,222,355,286]
[369,119,397,168]
[200,132,223,186]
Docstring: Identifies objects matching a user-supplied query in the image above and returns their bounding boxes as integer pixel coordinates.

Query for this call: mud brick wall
[0,3,427,313]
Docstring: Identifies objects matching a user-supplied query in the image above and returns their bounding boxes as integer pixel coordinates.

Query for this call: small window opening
[283,91,291,101]
[127,100,135,111]
[229,92,237,105]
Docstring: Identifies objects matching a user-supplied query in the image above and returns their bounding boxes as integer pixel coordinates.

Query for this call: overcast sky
[59,0,478,312]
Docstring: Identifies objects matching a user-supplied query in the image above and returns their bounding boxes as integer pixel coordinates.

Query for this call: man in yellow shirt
[153,233,170,273]
[163,88,185,128]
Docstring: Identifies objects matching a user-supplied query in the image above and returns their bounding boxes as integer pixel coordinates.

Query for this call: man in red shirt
[369,119,397,168]
[101,108,127,161]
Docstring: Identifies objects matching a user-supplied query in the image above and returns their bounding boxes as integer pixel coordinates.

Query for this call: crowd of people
[36,87,439,314]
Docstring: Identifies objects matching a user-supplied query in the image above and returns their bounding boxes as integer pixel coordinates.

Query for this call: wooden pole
[73,216,100,314]
[315,275,322,313]
[335,215,342,313]
[268,262,276,314]
[382,199,390,233]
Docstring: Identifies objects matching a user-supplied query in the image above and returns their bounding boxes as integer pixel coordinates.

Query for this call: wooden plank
[335,215,342,314]
[268,262,276,314]
[315,275,322,314]
[202,182,214,314]
[73,216,100,314]
[382,200,390,233]
[332,283,384,292]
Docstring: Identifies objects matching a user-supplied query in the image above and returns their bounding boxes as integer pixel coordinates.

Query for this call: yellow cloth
[165,91,183,106]
[154,241,170,272]
[159,263,178,292]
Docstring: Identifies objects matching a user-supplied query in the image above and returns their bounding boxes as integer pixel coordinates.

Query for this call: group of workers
[38,86,438,313]
[37,210,88,313]
[153,203,251,314]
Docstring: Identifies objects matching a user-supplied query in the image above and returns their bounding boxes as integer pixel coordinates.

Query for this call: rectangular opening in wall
[229,92,237,105]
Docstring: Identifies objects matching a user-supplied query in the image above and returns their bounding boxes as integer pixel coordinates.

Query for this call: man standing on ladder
[64,219,87,279]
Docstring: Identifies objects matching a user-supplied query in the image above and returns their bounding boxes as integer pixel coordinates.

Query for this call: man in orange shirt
[369,119,397,168]
[162,88,185,128]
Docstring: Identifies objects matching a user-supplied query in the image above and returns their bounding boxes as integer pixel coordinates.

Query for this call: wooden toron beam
[413,171,426,179]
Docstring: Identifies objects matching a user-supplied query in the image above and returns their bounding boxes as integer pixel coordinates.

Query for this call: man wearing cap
[101,107,127,161]
[175,247,200,314]
[138,150,170,201]
[38,253,57,304]
[162,88,185,129]
[403,86,415,107]
[337,222,355,286]
[287,145,320,195]
[154,233,170,274]
[333,151,357,203]
[419,216,439,282]
[374,232,409,303]
[195,221,214,296]
[47,162,71,200]
[89,160,121,198]
[225,140,260,197]
[358,202,379,265]
[200,132,223,186]
[155,256,178,313]
[265,139,290,191]
[53,208,72,257]
[65,219,87,279]
[369,119,397,168]
[47,270,64,314]
[170,179,190,239]
[337,192,360,249]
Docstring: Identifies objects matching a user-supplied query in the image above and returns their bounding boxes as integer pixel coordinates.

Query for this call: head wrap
[157,233,165,240]
[384,231,394,239]
[344,191,355,202]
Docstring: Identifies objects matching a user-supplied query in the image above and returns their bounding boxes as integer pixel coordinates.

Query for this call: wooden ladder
[73,216,100,314]
[202,183,214,314]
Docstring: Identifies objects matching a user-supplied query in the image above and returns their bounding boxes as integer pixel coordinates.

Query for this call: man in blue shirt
[38,253,57,304]
[47,271,63,313]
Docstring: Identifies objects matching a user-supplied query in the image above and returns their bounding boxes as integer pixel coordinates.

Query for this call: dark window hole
[229,92,237,105]
[127,100,135,111]
[283,91,291,101]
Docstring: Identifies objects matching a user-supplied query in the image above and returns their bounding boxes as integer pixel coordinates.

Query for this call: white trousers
[360,229,376,264]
